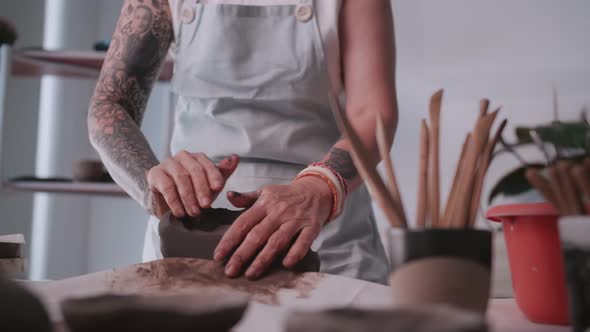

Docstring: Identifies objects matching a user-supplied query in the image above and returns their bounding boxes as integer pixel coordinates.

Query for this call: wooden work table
[20,258,570,332]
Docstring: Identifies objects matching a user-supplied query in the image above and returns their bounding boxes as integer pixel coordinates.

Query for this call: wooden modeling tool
[376,114,408,225]
[468,118,507,226]
[440,134,471,228]
[416,120,430,228]
[329,95,406,228]
[525,168,559,211]
[449,110,499,228]
[428,90,443,227]
[571,165,590,207]
[547,165,569,215]
[556,160,583,215]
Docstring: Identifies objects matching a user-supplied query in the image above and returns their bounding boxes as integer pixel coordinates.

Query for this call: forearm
[322,103,398,192]
[88,98,158,209]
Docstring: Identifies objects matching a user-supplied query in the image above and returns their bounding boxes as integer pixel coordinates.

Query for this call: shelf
[11,49,173,81]
[4,180,128,197]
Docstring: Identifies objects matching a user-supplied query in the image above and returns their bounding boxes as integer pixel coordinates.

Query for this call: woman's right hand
[146,151,239,218]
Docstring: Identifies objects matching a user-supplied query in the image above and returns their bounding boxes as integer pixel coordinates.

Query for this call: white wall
[378,0,590,229]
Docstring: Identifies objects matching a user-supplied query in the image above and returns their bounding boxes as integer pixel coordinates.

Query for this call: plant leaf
[488,163,544,204]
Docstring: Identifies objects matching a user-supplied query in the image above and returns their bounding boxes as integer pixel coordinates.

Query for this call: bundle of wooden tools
[525,159,590,216]
[331,89,507,228]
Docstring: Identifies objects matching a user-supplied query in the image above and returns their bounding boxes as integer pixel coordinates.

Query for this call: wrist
[295,176,334,209]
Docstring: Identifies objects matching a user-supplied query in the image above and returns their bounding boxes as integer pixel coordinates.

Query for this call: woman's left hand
[213,176,333,279]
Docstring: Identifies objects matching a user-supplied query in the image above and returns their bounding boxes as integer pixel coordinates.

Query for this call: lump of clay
[61,293,248,332]
[159,209,320,274]
[0,277,52,332]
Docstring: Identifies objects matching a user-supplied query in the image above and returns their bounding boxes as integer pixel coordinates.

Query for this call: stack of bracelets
[294,162,349,223]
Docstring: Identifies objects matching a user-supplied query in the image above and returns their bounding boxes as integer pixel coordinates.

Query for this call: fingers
[283,226,320,268]
[224,216,282,278]
[245,222,299,279]
[213,205,266,263]
[193,152,225,192]
[176,151,212,210]
[147,167,185,218]
[218,154,240,179]
[227,190,260,208]
[162,157,201,215]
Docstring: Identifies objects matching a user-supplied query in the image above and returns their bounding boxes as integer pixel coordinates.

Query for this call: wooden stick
[548,165,570,215]
[440,133,471,227]
[329,95,406,228]
[556,160,583,215]
[468,119,508,226]
[449,110,499,228]
[525,168,558,207]
[416,120,430,228]
[376,114,408,226]
[428,89,443,226]
[571,165,590,207]
[479,98,490,118]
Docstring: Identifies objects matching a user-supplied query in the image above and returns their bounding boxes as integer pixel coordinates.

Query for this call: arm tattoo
[88,0,173,209]
[324,147,358,181]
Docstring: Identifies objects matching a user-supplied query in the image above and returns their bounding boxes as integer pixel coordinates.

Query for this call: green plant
[488,108,590,204]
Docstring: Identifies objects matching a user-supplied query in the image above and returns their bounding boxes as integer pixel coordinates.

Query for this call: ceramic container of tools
[486,202,570,325]
[386,228,492,314]
[559,216,590,332]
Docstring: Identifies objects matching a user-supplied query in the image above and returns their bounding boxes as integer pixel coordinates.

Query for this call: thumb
[217,154,240,179]
[227,190,259,208]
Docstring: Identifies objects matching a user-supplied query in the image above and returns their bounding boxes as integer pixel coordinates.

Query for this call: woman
[89,0,398,285]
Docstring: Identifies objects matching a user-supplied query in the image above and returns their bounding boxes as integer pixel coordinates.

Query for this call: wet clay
[108,258,322,305]
[61,293,248,332]
[158,209,320,274]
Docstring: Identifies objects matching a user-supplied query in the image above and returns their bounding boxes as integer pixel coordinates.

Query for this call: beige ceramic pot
[387,228,492,314]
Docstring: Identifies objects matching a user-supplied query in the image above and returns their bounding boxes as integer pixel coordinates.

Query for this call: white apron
[143,0,390,284]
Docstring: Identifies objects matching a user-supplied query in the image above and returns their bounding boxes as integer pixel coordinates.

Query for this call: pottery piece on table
[0,258,26,274]
[286,305,487,332]
[158,210,320,274]
[387,228,492,313]
[0,277,52,332]
[61,292,249,332]
[0,234,24,258]
[72,160,105,182]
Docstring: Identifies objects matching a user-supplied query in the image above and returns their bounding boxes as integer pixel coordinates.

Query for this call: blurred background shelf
[4,179,127,196]
[11,49,173,80]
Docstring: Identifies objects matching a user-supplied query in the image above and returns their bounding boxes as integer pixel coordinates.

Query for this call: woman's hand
[147,152,239,218]
[213,176,333,279]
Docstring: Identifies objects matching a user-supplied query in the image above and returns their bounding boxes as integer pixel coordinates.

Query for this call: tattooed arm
[88,0,172,212]
[322,0,398,191]
[90,0,239,218]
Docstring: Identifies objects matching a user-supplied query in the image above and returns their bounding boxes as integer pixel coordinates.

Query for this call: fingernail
[283,256,295,267]
[213,250,223,261]
[191,205,199,215]
[225,263,238,277]
[246,265,260,279]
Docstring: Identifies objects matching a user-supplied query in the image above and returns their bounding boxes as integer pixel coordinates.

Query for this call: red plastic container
[486,203,569,325]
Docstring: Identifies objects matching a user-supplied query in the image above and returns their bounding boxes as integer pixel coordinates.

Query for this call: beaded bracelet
[310,161,349,195]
